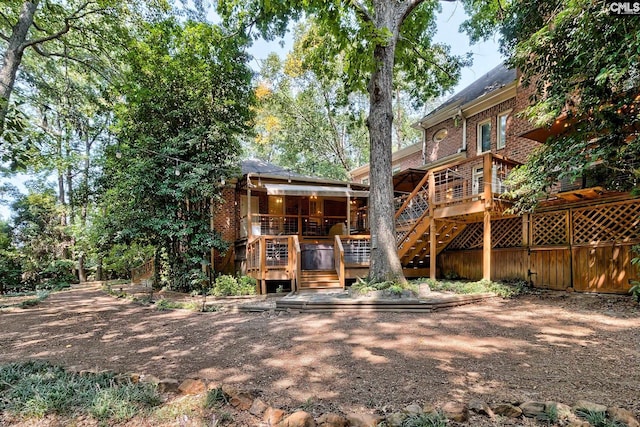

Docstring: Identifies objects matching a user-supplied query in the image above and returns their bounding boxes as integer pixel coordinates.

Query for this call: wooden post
[522,213,530,246]
[429,218,437,280]
[259,237,266,294]
[483,210,491,280]
[483,153,493,209]
[347,193,351,236]
[247,187,252,240]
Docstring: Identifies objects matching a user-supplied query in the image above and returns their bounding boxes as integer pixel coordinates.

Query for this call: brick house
[349,63,639,294]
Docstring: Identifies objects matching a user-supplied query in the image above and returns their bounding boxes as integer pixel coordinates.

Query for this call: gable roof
[241,159,297,176]
[415,63,517,128]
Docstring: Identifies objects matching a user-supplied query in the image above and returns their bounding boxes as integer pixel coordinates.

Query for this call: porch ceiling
[264,183,369,198]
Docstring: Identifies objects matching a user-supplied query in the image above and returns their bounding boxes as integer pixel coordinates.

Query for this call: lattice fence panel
[447,222,483,250]
[492,217,523,248]
[572,200,640,245]
[532,211,568,246]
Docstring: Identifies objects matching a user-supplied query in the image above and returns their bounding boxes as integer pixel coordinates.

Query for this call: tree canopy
[100,18,254,289]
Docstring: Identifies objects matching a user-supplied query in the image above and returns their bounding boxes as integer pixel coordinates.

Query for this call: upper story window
[478,120,491,154]
[362,178,369,185]
[432,128,448,143]
[392,166,401,175]
[497,110,510,149]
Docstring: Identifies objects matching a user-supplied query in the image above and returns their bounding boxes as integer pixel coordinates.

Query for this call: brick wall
[504,81,540,163]
[424,117,464,162]
[466,98,516,158]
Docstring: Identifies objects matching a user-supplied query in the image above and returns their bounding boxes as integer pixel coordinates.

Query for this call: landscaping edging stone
[130,373,640,426]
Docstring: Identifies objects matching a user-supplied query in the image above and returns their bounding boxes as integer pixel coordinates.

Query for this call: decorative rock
[221,383,254,410]
[608,407,640,427]
[553,402,575,421]
[422,403,437,414]
[469,398,495,418]
[418,282,431,297]
[157,378,179,393]
[519,401,546,418]
[264,407,286,426]
[316,412,349,427]
[230,394,254,411]
[249,398,269,417]
[385,412,406,427]
[573,400,607,414]
[278,411,316,427]
[492,403,522,418]
[442,401,469,423]
[403,404,422,415]
[178,378,206,395]
[140,374,160,384]
[346,413,383,427]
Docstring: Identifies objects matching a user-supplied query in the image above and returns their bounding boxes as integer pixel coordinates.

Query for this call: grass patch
[576,409,626,427]
[350,277,418,296]
[154,299,200,311]
[415,278,528,298]
[0,361,161,422]
[400,411,448,427]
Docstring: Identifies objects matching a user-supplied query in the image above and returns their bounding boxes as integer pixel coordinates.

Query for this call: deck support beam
[483,210,491,280]
[429,218,437,280]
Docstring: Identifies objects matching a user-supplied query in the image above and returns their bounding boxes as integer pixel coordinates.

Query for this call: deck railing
[334,235,371,288]
[243,214,348,238]
[246,235,301,293]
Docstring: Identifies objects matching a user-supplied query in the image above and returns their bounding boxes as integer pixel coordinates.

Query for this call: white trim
[264,183,369,198]
[477,119,492,154]
[497,109,511,150]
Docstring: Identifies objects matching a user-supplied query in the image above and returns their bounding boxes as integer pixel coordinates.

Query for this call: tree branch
[349,0,373,23]
[30,45,113,82]
[0,9,13,28]
[21,1,95,48]
[399,35,458,82]
[0,31,9,42]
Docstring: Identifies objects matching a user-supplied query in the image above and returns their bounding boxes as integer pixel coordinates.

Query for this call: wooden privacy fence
[131,258,155,285]
[439,198,640,293]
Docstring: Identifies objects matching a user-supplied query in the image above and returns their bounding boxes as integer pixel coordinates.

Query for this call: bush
[417,278,528,298]
[39,260,77,290]
[209,275,256,297]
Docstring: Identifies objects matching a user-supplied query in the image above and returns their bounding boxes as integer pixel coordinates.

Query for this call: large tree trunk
[366,3,406,283]
[0,0,38,134]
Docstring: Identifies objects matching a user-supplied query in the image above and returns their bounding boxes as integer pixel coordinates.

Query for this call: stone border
[133,374,640,427]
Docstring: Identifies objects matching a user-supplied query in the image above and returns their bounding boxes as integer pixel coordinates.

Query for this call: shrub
[209,275,256,297]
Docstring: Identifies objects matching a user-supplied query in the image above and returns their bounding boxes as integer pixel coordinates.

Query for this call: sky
[0,2,502,221]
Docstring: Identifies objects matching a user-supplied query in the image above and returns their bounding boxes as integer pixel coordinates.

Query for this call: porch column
[483,210,491,280]
[347,193,351,236]
[247,187,252,240]
[429,218,437,280]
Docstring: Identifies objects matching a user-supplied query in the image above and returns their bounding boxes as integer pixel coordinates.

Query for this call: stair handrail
[131,258,154,284]
[334,235,346,289]
[394,171,431,220]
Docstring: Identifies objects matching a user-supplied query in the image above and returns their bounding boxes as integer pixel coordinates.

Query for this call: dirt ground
[1,283,639,423]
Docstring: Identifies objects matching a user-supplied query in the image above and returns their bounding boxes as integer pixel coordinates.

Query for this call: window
[362,178,369,185]
[478,120,491,153]
[432,128,448,143]
[497,111,510,149]
[472,166,484,195]
[392,166,401,175]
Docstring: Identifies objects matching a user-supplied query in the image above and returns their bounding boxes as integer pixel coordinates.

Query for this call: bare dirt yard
[1,283,639,425]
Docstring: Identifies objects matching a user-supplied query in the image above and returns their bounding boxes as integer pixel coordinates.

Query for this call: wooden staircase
[298,270,342,290]
[394,174,467,268]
